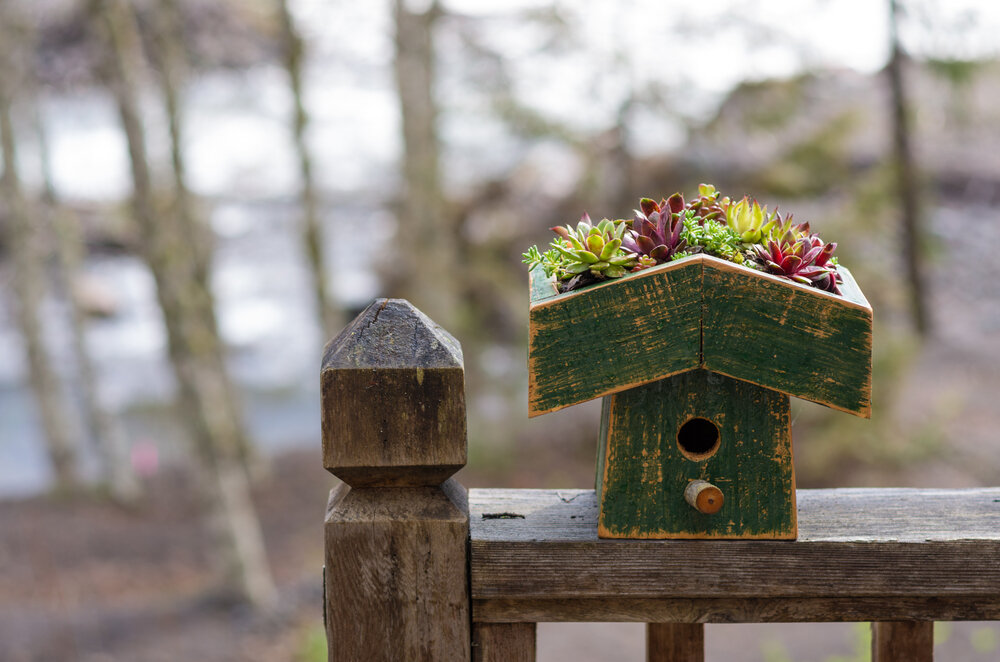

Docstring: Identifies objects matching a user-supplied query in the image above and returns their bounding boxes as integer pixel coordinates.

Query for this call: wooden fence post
[871,621,933,662]
[323,299,470,661]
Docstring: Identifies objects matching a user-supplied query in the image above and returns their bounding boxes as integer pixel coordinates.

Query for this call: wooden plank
[321,298,466,486]
[702,258,872,417]
[471,488,1000,543]
[473,596,1000,624]
[473,622,536,662]
[597,371,795,539]
[326,481,471,661]
[871,621,933,662]
[469,488,1000,606]
[647,623,704,662]
[527,257,703,416]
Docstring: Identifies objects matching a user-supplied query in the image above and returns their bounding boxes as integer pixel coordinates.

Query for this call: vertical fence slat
[323,299,470,661]
[871,621,933,662]
[647,623,704,662]
[474,622,536,662]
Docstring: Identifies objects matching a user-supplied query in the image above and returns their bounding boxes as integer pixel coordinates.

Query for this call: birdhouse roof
[527,254,872,418]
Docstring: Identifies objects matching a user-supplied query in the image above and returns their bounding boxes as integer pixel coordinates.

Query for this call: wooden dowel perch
[684,480,724,514]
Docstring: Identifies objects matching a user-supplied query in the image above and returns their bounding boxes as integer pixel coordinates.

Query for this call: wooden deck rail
[323,299,1000,661]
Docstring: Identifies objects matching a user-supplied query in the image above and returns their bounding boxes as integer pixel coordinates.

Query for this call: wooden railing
[322,299,1000,661]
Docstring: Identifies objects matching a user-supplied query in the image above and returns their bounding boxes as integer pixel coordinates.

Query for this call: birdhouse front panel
[596,369,796,539]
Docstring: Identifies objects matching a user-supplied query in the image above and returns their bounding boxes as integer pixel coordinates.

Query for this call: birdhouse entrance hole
[677,417,720,460]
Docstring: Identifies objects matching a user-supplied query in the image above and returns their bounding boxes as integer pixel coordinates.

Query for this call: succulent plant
[523,215,639,292]
[524,183,846,296]
[550,215,638,278]
[726,196,774,244]
[762,212,811,243]
[750,232,841,294]
[681,213,744,264]
[622,195,687,263]
[686,183,731,225]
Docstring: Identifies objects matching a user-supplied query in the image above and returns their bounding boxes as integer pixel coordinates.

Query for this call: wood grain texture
[647,623,704,662]
[325,479,470,661]
[473,597,1000,624]
[702,259,872,417]
[597,371,796,539]
[473,622,536,662]
[469,488,1000,611]
[871,622,933,662]
[527,258,702,416]
[322,298,466,485]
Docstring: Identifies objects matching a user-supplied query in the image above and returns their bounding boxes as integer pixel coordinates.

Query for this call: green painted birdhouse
[527,254,872,539]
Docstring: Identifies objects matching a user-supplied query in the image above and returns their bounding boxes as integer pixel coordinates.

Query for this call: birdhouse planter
[524,187,872,540]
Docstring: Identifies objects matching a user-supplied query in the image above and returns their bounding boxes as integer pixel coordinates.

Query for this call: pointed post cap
[321,299,467,486]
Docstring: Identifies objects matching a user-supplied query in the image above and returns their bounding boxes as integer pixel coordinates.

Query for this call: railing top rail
[471,487,1000,543]
[467,487,1000,624]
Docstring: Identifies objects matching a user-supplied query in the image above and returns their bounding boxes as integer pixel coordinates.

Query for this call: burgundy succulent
[622,194,688,264]
[686,183,730,225]
[751,232,842,294]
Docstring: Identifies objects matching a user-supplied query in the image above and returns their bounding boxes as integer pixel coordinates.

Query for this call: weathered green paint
[597,370,796,539]
[528,264,559,304]
[528,258,703,416]
[702,260,872,417]
[528,255,872,417]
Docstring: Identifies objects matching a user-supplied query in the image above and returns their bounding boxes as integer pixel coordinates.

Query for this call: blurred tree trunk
[391,0,459,328]
[94,0,275,607]
[276,0,342,336]
[35,113,140,503]
[887,0,930,335]
[0,17,81,492]
[148,0,262,476]
[149,0,212,288]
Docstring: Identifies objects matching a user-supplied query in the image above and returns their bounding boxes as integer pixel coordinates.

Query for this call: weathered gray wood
[471,488,1000,543]
[473,622,535,662]
[647,623,703,662]
[872,621,933,662]
[323,299,470,659]
[473,596,1000,624]
[469,488,1000,620]
[326,480,470,661]
[322,298,466,486]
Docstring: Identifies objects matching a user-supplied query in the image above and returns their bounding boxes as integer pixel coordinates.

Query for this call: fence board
[473,622,535,662]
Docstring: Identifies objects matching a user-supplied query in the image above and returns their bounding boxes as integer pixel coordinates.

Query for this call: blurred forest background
[2,0,1000,660]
